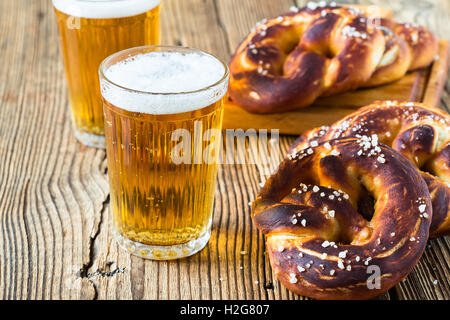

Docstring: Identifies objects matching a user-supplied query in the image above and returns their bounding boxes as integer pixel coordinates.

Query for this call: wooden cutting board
[223,37,449,135]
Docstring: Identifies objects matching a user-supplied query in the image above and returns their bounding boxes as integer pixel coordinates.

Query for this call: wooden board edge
[409,68,429,102]
[422,39,450,108]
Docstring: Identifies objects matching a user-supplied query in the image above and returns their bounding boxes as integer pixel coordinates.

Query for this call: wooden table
[0,0,449,300]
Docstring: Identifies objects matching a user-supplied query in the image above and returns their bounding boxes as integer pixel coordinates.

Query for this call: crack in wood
[79,194,110,299]
[82,267,126,280]
[101,152,108,175]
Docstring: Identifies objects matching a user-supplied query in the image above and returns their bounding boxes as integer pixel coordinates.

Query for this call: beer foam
[101,51,229,114]
[52,0,161,19]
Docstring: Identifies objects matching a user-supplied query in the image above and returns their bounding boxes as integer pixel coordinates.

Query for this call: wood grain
[0,0,448,300]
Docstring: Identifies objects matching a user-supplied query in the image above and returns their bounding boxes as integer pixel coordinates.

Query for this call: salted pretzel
[229,3,437,113]
[253,137,432,299]
[290,101,450,237]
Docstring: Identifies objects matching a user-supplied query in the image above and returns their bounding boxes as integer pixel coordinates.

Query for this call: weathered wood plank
[0,0,448,300]
[0,0,109,300]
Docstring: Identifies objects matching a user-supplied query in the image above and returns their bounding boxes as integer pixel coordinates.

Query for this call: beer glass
[53,0,161,148]
[99,46,229,259]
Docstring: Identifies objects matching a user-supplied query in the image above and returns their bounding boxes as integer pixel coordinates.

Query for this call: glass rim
[99,45,230,97]
[54,0,155,3]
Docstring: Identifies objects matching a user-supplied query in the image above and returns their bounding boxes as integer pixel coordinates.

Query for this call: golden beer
[53,0,161,147]
[99,46,229,259]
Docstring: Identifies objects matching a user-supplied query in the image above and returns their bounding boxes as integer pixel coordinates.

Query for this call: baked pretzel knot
[229,4,437,113]
[291,101,450,237]
[253,137,432,299]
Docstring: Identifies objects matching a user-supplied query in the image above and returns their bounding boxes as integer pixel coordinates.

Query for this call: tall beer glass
[99,46,229,259]
[53,0,161,148]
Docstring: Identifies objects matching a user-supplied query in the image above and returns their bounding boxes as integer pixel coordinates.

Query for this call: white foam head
[52,0,161,19]
[100,49,229,114]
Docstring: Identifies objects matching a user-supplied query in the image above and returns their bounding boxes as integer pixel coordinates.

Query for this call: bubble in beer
[101,51,229,114]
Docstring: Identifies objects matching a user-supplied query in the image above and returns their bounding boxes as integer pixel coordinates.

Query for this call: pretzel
[252,137,432,299]
[229,3,437,113]
[290,101,450,237]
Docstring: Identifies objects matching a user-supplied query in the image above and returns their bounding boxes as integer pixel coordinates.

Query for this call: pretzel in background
[229,2,437,113]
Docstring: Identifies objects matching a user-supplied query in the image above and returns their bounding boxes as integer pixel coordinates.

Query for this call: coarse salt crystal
[289,273,297,283]
[331,150,340,156]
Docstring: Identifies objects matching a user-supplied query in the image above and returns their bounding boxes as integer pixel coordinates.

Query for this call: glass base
[113,227,211,260]
[74,128,105,149]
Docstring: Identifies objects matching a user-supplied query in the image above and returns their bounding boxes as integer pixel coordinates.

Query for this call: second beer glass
[99,46,229,259]
[53,0,161,148]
